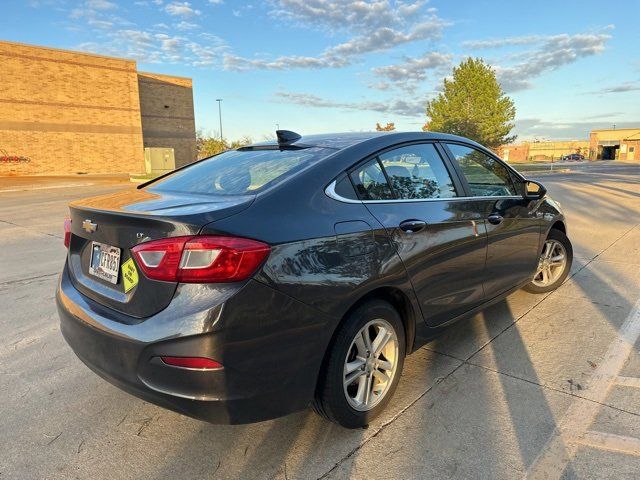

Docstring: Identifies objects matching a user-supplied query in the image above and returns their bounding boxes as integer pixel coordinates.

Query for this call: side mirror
[523,179,547,200]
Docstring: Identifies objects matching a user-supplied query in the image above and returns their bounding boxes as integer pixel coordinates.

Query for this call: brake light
[63,218,72,248]
[160,356,223,370]
[131,235,270,283]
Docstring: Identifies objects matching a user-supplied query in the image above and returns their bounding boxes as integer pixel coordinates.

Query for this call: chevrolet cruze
[56,131,572,428]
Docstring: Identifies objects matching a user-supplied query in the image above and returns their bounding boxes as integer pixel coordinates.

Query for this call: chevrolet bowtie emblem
[82,219,97,233]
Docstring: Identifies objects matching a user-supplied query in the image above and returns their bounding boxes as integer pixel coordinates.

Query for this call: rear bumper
[56,265,335,424]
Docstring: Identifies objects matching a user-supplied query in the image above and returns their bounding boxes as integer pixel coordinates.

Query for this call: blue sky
[4,0,640,142]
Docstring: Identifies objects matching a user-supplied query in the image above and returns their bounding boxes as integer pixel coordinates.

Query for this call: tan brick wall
[497,144,529,163]
[137,72,196,168]
[0,41,146,175]
[590,129,640,162]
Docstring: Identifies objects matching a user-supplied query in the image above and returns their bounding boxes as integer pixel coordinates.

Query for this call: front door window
[446,144,518,197]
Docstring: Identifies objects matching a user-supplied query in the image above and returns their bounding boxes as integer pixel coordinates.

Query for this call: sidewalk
[0,174,130,192]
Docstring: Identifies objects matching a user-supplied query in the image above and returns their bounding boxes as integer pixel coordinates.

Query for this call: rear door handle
[399,219,427,233]
[487,213,504,225]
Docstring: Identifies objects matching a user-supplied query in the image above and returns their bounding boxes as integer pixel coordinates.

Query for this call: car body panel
[363,199,489,326]
[473,197,542,296]
[67,189,254,317]
[57,264,336,423]
[56,130,569,425]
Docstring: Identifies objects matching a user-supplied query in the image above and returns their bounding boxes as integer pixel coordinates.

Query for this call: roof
[248,131,473,150]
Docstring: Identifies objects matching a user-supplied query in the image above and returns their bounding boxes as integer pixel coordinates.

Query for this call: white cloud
[514,118,636,140]
[224,0,447,71]
[165,1,200,17]
[493,33,612,92]
[175,20,200,30]
[371,51,451,92]
[270,0,429,33]
[275,91,427,117]
[77,28,227,66]
[69,0,132,27]
[589,81,640,94]
[224,53,346,71]
[462,35,542,49]
[86,0,117,10]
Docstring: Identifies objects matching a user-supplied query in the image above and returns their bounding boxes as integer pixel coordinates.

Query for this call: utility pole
[216,99,223,142]
[613,123,616,130]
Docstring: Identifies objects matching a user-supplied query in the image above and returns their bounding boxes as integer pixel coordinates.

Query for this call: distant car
[560,153,585,162]
[56,130,572,428]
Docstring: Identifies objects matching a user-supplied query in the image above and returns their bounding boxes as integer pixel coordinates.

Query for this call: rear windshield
[147,147,331,196]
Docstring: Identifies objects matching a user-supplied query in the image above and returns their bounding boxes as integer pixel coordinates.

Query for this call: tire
[312,299,406,429]
[523,228,573,294]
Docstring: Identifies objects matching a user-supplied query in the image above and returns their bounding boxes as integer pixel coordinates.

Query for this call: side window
[332,175,358,200]
[349,159,394,200]
[378,143,457,200]
[446,144,518,196]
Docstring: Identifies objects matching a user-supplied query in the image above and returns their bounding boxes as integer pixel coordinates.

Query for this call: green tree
[375,122,396,131]
[425,58,516,148]
[196,131,252,159]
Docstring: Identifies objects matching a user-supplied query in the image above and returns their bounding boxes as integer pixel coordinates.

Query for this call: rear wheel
[523,229,573,294]
[313,299,405,428]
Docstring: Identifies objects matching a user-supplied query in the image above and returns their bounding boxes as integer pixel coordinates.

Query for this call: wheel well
[551,220,566,234]
[339,287,416,354]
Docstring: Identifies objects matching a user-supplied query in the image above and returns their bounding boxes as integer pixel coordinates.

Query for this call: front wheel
[312,299,405,428]
[523,228,573,294]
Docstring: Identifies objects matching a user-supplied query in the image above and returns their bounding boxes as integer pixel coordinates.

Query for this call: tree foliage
[375,122,396,131]
[425,58,516,148]
[196,130,252,159]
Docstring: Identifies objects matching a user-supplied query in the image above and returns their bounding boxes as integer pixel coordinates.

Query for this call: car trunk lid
[66,188,254,318]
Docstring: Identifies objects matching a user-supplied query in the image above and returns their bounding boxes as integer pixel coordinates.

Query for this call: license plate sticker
[89,242,121,285]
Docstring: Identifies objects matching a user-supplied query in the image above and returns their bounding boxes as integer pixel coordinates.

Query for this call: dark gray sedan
[56,131,572,428]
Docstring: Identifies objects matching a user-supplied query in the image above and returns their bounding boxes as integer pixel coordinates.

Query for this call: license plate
[89,242,121,285]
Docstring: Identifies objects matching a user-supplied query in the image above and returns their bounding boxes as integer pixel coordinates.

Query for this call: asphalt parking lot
[2,163,640,479]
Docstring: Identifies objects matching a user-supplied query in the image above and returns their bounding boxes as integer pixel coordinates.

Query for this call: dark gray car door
[442,142,542,297]
[348,142,489,327]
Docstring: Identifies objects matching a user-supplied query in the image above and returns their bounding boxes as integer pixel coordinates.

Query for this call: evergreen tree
[425,58,516,148]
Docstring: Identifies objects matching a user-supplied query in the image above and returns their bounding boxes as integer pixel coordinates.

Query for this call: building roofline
[0,40,192,82]
[137,71,193,82]
[0,39,137,64]
[591,128,640,133]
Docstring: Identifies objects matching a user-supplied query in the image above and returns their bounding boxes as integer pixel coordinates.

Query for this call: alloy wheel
[343,319,399,411]
[532,239,567,287]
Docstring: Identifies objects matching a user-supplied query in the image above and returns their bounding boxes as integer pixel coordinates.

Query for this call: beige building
[499,128,640,163]
[498,140,589,163]
[0,41,196,176]
[527,140,590,162]
[589,128,640,162]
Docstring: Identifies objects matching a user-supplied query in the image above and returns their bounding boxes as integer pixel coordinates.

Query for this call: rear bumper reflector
[159,356,223,370]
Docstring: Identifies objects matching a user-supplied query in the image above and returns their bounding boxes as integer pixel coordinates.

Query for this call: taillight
[63,218,72,248]
[131,235,270,283]
[160,356,223,370]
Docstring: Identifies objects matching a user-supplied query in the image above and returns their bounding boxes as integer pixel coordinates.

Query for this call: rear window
[148,147,331,195]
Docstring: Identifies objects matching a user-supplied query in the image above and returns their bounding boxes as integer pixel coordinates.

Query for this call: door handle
[399,219,427,233]
[487,213,504,225]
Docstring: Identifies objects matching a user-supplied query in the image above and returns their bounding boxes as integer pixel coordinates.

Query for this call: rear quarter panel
[200,174,421,347]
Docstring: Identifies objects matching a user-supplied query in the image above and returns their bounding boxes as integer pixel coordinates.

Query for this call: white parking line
[525,297,640,479]
[578,431,640,457]
[615,376,640,388]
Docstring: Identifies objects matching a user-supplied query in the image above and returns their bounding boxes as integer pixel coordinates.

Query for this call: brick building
[497,140,590,163]
[498,130,640,164]
[0,41,196,176]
